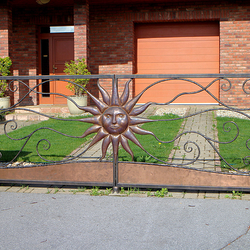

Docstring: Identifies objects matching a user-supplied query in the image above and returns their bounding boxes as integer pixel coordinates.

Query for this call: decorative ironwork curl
[243,78,250,94]
[243,139,250,167]
[220,78,232,92]
[8,80,19,93]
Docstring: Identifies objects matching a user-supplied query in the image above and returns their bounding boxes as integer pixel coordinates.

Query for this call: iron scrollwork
[0,74,250,176]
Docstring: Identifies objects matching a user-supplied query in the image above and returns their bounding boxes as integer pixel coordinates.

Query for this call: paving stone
[22,188,34,193]
[6,186,23,192]
[169,192,184,199]
[30,188,50,194]
[56,189,74,194]
[0,186,8,192]
[204,192,219,199]
[129,193,147,197]
[183,192,198,199]
[18,187,32,193]
[197,192,206,199]
[219,192,233,199]
[241,193,250,200]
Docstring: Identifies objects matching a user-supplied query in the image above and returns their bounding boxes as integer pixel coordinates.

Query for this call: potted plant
[0,57,12,109]
[64,58,91,115]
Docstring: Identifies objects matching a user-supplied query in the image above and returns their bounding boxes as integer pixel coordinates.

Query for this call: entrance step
[6,104,72,121]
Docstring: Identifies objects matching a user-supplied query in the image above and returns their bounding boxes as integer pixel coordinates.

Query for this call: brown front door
[39,33,74,104]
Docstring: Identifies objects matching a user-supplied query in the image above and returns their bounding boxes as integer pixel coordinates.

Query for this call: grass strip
[216,116,250,170]
[118,114,183,163]
[0,116,92,163]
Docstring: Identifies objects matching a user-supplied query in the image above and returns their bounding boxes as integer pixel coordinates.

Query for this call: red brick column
[29,69,37,106]
[0,6,11,58]
[74,0,89,62]
[220,21,250,106]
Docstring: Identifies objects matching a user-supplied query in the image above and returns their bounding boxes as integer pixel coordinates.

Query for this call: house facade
[1,0,250,106]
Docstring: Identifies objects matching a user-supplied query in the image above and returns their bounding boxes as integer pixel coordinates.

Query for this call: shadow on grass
[0,150,32,162]
[0,150,68,163]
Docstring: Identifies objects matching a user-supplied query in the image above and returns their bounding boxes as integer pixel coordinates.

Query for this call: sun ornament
[77,80,154,161]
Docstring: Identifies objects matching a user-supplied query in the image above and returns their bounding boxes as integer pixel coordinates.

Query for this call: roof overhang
[11,0,210,8]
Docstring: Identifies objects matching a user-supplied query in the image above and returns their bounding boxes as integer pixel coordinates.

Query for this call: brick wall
[74,0,89,62]
[220,20,250,106]
[5,1,250,106]
[0,7,11,58]
[0,5,14,103]
[89,1,250,105]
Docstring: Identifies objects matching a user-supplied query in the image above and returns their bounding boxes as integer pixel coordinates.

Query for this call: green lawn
[118,114,183,163]
[0,114,183,164]
[216,116,250,170]
[0,117,92,163]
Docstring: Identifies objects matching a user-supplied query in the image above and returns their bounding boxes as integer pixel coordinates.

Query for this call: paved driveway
[1,192,250,250]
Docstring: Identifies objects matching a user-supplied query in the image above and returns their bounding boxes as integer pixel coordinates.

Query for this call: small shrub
[64,58,91,96]
[0,57,12,97]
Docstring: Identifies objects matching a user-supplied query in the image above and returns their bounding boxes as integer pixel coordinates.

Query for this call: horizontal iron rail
[0,74,115,80]
[0,73,250,80]
[116,74,250,79]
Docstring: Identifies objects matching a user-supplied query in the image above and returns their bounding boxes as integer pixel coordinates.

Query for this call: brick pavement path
[169,106,220,171]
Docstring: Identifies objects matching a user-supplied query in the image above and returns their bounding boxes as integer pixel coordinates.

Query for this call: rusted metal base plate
[118,163,250,191]
[0,162,250,191]
[0,162,113,186]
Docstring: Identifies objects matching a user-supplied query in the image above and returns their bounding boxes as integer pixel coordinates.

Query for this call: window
[41,26,74,34]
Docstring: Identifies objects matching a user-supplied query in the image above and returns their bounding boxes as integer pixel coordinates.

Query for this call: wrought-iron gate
[0,74,250,191]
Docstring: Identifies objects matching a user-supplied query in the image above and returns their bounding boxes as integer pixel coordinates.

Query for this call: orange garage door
[135,22,219,104]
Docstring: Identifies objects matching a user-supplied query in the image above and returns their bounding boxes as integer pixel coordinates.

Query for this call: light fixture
[36,0,50,5]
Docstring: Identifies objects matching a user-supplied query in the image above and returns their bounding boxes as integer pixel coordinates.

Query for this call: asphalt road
[1,192,250,250]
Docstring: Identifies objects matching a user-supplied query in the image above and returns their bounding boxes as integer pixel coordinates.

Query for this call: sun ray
[123,128,145,151]
[120,135,134,159]
[120,79,131,106]
[85,128,108,151]
[78,116,101,125]
[129,102,152,116]
[111,78,120,106]
[98,83,110,105]
[123,91,146,113]
[129,117,154,125]
[101,135,111,160]
[79,106,101,115]
[130,125,155,136]
[80,125,101,138]
[87,91,108,112]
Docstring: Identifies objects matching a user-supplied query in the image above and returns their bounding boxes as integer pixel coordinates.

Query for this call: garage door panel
[135,22,219,103]
[137,55,219,63]
[138,40,219,52]
[138,62,219,73]
[138,37,219,46]
[135,79,219,104]
[137,47,219,57]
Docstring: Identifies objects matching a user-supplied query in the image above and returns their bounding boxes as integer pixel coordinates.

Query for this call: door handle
[53,65,57,73]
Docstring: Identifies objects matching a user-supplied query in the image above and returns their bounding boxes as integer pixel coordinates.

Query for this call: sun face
[77,80,154,161]
[102,107,129,135]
